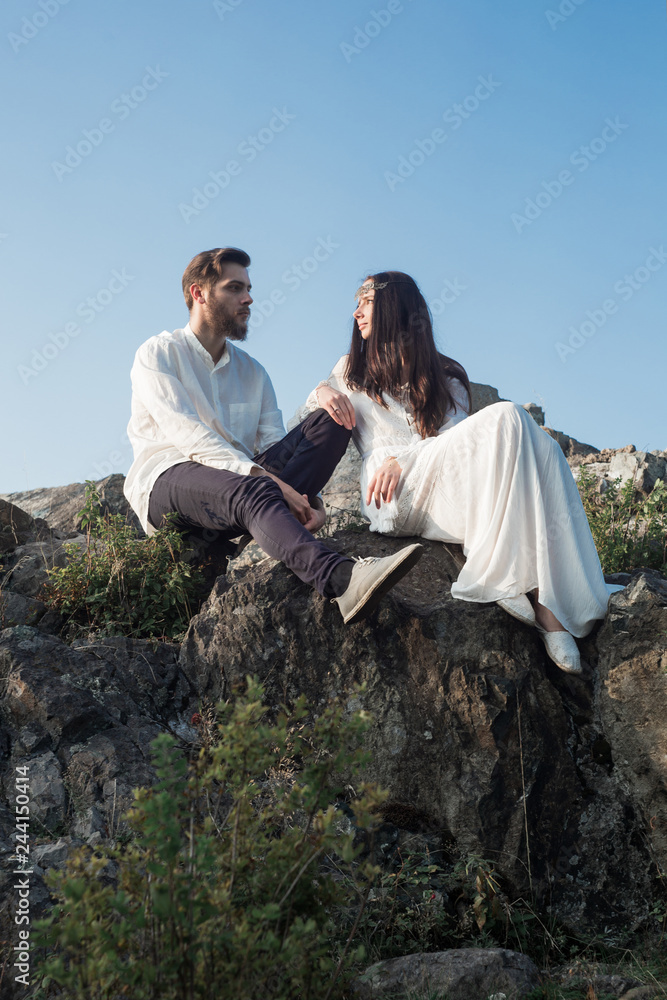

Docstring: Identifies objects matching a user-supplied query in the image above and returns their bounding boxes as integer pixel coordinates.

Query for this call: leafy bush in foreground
[35,679,384,1000]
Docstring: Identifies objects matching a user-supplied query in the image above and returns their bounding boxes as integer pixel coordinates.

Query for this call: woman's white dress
[299,355,621,637]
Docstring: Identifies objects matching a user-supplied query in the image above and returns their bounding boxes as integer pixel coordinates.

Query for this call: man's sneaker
[333,543,424,624]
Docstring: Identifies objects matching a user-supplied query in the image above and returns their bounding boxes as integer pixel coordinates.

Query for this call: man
[124,247,422,623]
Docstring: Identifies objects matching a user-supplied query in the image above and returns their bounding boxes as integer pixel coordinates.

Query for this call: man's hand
[304,496,327,534]
[316,385,356,430]
[366,457,403,509]
[253,469,326,533]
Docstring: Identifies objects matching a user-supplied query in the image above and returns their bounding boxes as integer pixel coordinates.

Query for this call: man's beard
[224,317,248,342]
[213,305,249,342]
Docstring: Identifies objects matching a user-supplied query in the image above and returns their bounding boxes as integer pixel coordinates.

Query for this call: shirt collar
[184,322,231,371]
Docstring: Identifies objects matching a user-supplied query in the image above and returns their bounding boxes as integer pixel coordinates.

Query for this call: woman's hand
[366,457,402,509]
[316,384,356,430]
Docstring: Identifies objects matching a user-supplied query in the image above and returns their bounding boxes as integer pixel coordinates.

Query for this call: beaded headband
[355,279,412,298]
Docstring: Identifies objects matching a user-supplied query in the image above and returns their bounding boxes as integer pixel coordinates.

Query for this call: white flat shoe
[497,595,536,628]
[536,625,582,674]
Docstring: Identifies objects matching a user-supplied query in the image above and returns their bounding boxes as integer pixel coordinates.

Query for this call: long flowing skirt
[377,402,620,637]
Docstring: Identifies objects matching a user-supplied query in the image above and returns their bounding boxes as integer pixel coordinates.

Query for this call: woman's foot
[496,594,535,627]
[535,627,582,674]
[532,600,564,633]
[529,591,582,674]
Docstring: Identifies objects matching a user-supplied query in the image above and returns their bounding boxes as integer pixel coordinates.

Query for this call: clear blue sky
[2,0,665,493]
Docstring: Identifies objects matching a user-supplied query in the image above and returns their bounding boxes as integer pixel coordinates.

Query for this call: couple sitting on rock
[124,247,621,673]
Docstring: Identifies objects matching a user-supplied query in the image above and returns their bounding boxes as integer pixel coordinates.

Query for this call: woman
[300,271,622,673]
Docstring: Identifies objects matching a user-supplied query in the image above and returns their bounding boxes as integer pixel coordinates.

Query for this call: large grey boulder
[0,625,198,1000]
[469,381,504,412]
[0,590,62,633]
[0,628,193,838]
[355,947,540,999]
[0,497,83,600]
[543,426,599,459]
[608,449,667,494]
[180,532,662,936]
[0,499,50,555]
[0,473,140,536]
[594,571,667,873]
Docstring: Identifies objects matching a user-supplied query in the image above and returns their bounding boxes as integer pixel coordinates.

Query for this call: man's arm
[132,341,261,475]
[254,370,286,453]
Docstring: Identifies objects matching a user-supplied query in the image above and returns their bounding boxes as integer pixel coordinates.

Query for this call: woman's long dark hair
[345,271,471,438]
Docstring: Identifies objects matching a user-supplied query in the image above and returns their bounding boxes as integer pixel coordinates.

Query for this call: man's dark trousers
[148,408,352,596]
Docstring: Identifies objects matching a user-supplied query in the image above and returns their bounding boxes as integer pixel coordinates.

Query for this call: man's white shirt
[124,323,285,532]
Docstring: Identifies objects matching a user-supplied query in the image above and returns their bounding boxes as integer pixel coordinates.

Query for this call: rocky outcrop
[594,572,667,871]
[571,445,667,495]
[0,473,140,537]
[180,535,665,936]
[607,449,667,494]
[543,426,600,459]
[0,625,196,992]
[0,500,50,556]
[0,475,142,603]
[0,500,83,601]
[0,628,193,834]
[355,947,541,999]
[0,405,666,997]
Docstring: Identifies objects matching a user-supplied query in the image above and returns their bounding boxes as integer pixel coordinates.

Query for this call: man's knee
[237,473,287,518]
[305,407,352,444]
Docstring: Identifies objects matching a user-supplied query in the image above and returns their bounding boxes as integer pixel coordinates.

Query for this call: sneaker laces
[351,555,380,566]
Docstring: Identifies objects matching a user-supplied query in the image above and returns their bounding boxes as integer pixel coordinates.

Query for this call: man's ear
[190,282,207,305]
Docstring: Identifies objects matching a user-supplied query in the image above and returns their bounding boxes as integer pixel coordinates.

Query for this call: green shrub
[577,466,667,575]
[42,482,204,639]
[348,847,563,969]
[35,678,385,1000]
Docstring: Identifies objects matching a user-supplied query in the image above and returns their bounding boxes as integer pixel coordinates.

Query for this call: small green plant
[35,678,385,1000]
[352,848,453,960]
[577,466,667,575]
[42,482,204,639]
[452,854,507,934]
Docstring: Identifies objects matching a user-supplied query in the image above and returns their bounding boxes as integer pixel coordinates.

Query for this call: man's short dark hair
[182,248,251,309]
